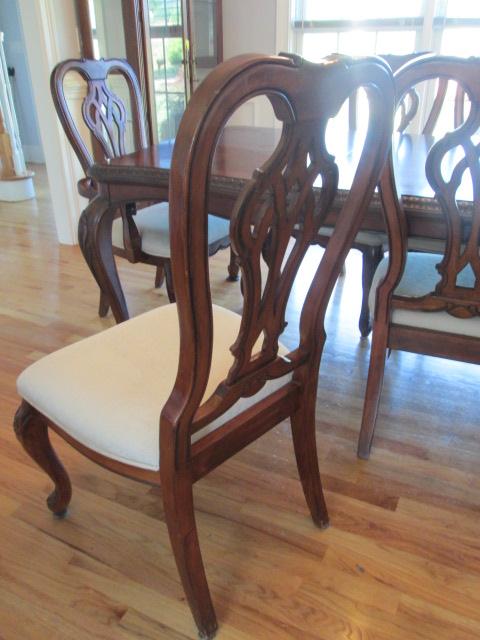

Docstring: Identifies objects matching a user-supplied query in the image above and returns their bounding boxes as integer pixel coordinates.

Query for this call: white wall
[18,0,85,244]
[222,0,290,127]
[223,0,277,58]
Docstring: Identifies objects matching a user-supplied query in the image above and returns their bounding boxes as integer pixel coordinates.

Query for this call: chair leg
[226,248,240,282]
[290,398,329,529]
[164,262,176,303]
[13,400,72,517]
[357,321,389,459]
[359,245,384,338]
[98,289,110,317]
[154,264,165,289]
[163,473,218,639]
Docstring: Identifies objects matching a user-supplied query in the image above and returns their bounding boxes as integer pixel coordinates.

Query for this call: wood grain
[1,165,480,638]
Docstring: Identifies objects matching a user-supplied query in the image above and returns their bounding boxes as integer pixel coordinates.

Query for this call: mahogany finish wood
[358,55,480,460]
[161,52,393,635]
[13,401,72,517]
[50,57,233,318]
[15,53,394,637]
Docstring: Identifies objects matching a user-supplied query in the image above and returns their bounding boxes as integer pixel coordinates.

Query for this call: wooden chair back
[348,52,427,130]
[349,52,466,134]
[380,55,480,325]
[162,53,394,469]
[50,58,147,190]
[397,81,467,135]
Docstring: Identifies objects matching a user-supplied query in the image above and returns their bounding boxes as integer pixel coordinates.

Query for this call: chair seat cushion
[112,202,230,258]
[406,236,446,252]
[317,225,387,247]
[17,304,291,471]
[370,253,480,338]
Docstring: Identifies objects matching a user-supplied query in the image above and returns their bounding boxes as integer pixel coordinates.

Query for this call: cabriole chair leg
[13,400,72,517]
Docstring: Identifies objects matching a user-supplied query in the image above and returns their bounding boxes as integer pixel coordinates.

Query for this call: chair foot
[359,315,372,338]
[14,400,72,516]
[226,248,240,281]
[154,264,165,289]
[290,401,329,528]
[98,290,110,317]
[356,444,371,460]
[164,262,176,302]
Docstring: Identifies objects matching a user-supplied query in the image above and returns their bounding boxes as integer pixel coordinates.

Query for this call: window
[292,0,480,61]
[292,0,480,134]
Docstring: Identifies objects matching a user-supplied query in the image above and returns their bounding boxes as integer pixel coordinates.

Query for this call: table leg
[78,195,129,323]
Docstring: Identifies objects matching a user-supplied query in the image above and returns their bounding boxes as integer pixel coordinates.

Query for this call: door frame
[18,0,84,244]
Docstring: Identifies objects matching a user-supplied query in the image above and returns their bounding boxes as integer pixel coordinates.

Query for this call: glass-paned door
[187,0,222,91]
[145,0,222,141]
[146,0,188,141]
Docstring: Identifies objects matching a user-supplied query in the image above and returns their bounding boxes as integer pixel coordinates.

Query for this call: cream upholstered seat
[369,253,480,338]
[318,225,388,247]
[111,202,231,259]
[17,303,291,471]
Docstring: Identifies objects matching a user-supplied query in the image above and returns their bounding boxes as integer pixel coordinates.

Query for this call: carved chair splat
[50,57,237,319]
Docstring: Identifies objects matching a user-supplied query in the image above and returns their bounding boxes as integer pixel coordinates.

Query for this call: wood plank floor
[1,165,479,639]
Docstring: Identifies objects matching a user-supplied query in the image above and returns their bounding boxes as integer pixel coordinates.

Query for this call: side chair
[50,57,237,318]
[314,51,430,338]
[16,53,394,637]
[358,55,480,459]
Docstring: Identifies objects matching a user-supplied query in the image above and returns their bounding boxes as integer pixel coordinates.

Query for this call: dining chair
[357,54,480,459]
[15,53,394,637]
[50,57,238,318]
[315,51,430,338]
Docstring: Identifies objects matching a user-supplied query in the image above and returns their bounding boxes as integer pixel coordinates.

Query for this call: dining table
[80,125,474,323]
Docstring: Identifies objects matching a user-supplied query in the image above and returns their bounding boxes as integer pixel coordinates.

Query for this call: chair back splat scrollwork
[50,58,147,175]
[163,53,394,466]
[382,56,480,321]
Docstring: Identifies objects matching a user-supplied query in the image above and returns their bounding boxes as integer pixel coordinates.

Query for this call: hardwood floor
[1,165,479,639]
